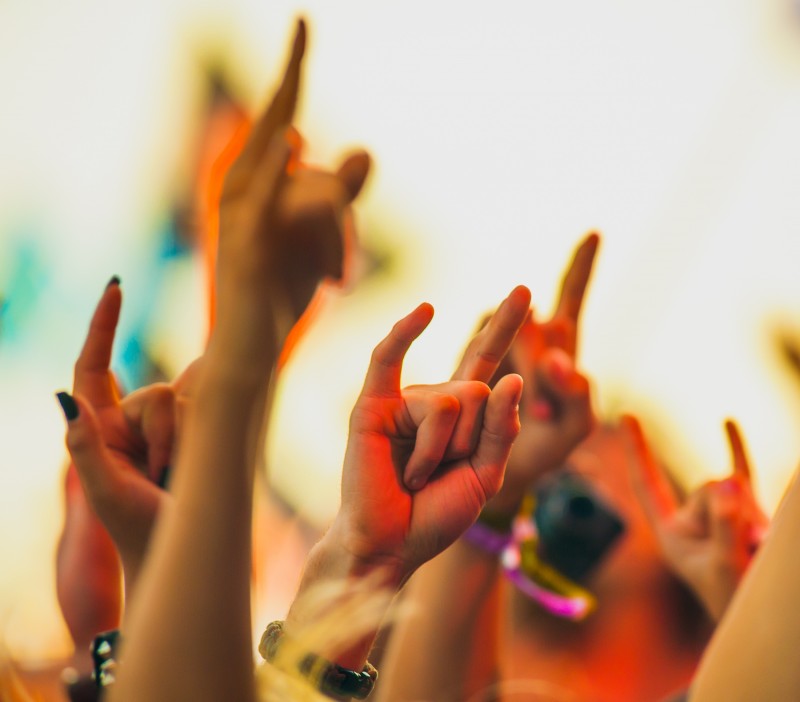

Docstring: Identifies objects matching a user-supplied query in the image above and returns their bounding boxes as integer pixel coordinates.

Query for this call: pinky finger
[469,373,524,499]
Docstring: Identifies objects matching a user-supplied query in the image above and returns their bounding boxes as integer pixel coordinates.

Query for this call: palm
[407,458,495,564]
[344,400,496,573]
[338,293,528,577]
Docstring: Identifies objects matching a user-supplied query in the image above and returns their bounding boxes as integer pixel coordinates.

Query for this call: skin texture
[379,234,599,702]
[61,20,370,702]
[285,286,531,675]
[59,19,530,702]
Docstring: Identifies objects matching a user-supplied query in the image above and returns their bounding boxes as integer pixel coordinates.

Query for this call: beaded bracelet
[259,620,378,699]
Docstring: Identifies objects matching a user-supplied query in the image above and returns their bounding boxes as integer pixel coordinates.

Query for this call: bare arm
[380,234,598,702]
[280,293,527,696]
[60,19,371,702]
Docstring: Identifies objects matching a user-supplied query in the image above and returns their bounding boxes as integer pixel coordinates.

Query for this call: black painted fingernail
[157,465,171,490]
[56,391,79,420]
[106,275,121,288]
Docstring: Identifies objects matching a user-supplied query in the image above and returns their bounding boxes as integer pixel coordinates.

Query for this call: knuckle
[465,381,491,403]
[437,394,460,416]
[149,383,176,408]
[475,348,504,367]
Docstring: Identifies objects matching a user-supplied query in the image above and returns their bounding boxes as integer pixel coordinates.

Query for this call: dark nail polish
[56,391,79,420]
[106,275,121,288]
[157,465,171,490]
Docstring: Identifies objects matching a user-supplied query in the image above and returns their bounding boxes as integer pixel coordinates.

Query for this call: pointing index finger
[73,279,122,408]
[224,19,306,194]
[361,303,434,397]
[554,232,599,323]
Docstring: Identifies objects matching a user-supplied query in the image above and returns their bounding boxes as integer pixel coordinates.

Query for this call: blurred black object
[534,471,625,581]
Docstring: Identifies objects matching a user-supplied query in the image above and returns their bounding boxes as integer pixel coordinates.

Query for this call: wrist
[285,524,402,677]
[461,519,514,562]
[198,338,277,392]
[480,483,526,530]
[303,524,408,596]
[214,276,296,352]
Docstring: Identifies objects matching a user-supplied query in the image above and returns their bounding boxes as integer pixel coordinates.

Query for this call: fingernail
[407,475,425,491]
[157,466,171,490]
[56,391,79,421]
[106,275,121,288]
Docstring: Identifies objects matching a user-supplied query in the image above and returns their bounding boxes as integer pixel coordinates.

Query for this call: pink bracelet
[462,520,513,554]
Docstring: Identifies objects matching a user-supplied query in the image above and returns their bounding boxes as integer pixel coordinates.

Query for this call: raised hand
[216,19,370,350]
[480,234,598,522]
[59,280,175,596]
[395,283,532,482]
[329,300,525,582]
[623,415,768,621]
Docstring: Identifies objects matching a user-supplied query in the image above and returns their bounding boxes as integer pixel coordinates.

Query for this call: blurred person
[57,18,366,700]
[379,235,723,702]
[56,18,534,701]
[497,417,765,702]
[51,17,357,699]
[625,417,798,702]
[54,15,369,700]
[627,418,768,624]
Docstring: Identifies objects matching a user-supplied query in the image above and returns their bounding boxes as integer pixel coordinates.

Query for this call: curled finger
[402,392,460,491]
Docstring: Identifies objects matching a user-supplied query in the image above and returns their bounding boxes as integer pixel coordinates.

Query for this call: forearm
[378,539,503,702]
[284,525,406,678]
[690,471,800,701]
[110,347,275,702]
